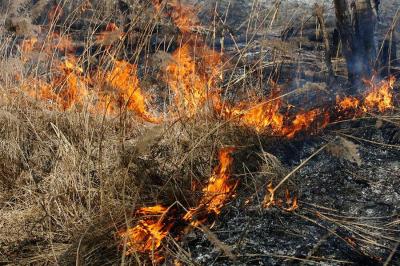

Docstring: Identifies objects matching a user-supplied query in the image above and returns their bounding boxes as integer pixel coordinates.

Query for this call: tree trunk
[314,4,334,81]
[334,0,378,91]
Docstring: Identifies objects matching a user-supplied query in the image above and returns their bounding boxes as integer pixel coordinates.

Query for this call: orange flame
[336,76,395,114]
[119,206,173,261]
[363,76,395,112]
[218,89,284,133]
[184,147,236,225]
[165,43,222,117]
[105,60,160,122]
[337,96,360,111]
[283,109,320,138]
[22,57,88,110]
[152,0,200,34]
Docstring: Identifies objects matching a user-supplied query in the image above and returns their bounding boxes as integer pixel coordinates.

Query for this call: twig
[272,142,330,193]
[338,133,400,149]
[384,241,400,266]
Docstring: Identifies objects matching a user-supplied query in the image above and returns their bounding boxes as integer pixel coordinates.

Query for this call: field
[0,0,399,265]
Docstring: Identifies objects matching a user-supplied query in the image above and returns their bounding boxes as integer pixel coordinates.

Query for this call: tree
[333,0,379,91]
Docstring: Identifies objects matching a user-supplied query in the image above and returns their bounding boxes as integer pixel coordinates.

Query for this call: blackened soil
[183,123,400,265]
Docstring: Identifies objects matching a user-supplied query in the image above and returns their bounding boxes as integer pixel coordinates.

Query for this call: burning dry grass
[0,0,399,265]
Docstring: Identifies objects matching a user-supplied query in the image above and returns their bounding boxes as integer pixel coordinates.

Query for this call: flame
[165,43,222,117]
[263,182,275,208]
[184,147,236,225]
[55,57,88,110]
[363,76,395,112]
[263,185,298,211]
[119,206,173,261]
[283,189,299,212]
[105,60,160,122]
[218,88,284,132]
[335,76,395,114]
[119,148,237,262]
[152,0,200,34]
[22,57,88,110]
[136,205,168,215]
[283,109,320,138]
[337,96,360,111]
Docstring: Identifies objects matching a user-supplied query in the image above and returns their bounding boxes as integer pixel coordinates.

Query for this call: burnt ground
[183,122,400,265]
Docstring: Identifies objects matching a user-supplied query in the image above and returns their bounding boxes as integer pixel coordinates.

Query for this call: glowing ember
[184,147,236,225]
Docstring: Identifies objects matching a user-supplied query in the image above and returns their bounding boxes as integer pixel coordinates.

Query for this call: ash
[183,124,400,265]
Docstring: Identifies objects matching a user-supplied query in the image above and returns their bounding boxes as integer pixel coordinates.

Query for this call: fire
[363,76,395,112]
[119,206,173,261]
[283,109,320,138]
[165,43,222,117]
[218,89,284,133]
[184,147,236,225]
[152,0,200,34]
[105,60,160,122]
[54,57,88,110]
[337,96,360,111]
[336,76,395,114]
[119,148,237,262]
[22,57,88,110]
[263,184,298,211]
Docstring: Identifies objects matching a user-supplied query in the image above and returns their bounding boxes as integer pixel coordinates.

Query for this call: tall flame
[184,147,236,225]
[165,43,222,117]
[104,60,160,122]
